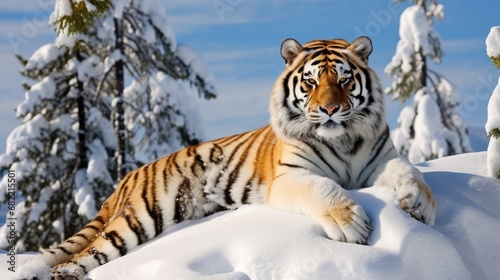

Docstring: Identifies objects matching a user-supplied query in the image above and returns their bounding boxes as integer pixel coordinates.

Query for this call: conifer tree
[0,43,115,251]
[386,0,471,162]
[485,26,500,179]
[89,0,216,164]
[57,0,216,168]
[0,0,216,251]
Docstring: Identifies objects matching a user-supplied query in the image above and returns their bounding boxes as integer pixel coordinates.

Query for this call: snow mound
[4,152,500,279]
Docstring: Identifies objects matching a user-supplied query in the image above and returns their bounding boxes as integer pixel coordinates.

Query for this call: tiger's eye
[306,78,316,85]
[339,77,347,83]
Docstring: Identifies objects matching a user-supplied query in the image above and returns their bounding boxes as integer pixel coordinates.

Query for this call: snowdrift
[5,152,500,279]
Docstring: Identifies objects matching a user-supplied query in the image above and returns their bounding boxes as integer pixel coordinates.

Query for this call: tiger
[19,36,436,280]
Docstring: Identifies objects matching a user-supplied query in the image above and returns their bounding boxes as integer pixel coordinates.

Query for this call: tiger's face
[270,36,384,141]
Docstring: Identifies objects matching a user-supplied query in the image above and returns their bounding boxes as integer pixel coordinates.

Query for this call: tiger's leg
[372,157,436,225]
[266,170,371,244]
[16,204,112,280]
[50,203,157,280]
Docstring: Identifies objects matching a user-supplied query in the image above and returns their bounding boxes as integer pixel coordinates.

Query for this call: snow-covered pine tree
[89,0,216,164]
[0,1,116,252]
[54,0,112,35]
[0,43,115,251]
[53,0,130,179]
[386,0,471,163]
[0,0,215,251]
[485,26,500,179]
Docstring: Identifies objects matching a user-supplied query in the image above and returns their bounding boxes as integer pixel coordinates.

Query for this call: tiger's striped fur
[21,36,436,280]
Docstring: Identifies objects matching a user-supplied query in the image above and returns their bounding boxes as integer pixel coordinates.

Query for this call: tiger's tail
[39,201,112,267]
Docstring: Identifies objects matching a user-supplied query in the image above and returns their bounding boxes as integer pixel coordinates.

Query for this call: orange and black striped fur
[22,36,436,280]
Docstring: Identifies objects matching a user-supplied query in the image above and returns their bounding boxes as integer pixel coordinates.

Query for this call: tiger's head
[270,36,385,141]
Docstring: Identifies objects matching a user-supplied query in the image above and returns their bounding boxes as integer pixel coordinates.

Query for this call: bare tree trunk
[76,52,88,170]
[114,17,126,180]
[420,53,427,89]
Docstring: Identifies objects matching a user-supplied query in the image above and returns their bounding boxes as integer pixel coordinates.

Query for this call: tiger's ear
[349,36,373,63]
[281,38,303,66]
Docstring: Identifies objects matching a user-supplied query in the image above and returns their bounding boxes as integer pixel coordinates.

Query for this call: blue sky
[0,0,499,154]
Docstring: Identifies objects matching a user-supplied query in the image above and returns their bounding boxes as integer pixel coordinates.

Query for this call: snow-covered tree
[386,0,471,162]
[90,0,216,164]
[485,26,500,179]
[0,0,216,251]
[54,0,112,35]
[52,0,216,174]
[0,42,116,251]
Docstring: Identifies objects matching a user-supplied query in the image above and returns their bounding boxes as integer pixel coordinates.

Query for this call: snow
[141,24,156,44]
[427,2,444,20]
[103,50,122,73]
[386,5,431,76]
[140,0,176,50]
[486,138,500,179]
[485,27,500,179]
[24,44,66,71]
[50,0,87,49]
[77,54,103,81]
[2,114,49,162]
[485,78,500,178]
[409,90,447,161]
[81,0,97,13]
[54,32,87,49]
[86,108,116,150]
[54,0,73,18]
[177,44,216,84]
[400,5,431,58]
[485,76,500,134]
[387,3,471,162]
[4,152,500,279]
[27,186,53,223]
[125,70,207,162]
[16,76,56,118]
[74,169,98,219]
[113,0,127,19]
[86,139,113,185]
[486,26,500,58]
[393,87,471,163]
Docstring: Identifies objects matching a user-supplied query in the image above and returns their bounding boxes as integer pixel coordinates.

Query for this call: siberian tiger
[20,36,436,280]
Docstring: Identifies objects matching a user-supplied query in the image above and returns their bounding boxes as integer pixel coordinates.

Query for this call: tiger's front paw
[51,263,84,280]
[396,177,436,226]
[319,201,371,244]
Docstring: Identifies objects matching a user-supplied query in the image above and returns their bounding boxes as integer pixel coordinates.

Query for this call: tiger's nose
[319,104,339,116]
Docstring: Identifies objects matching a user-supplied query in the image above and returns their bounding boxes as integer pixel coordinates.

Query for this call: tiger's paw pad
[396,178,436,226]
[321,202,371,245]
[51,264,84,280]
